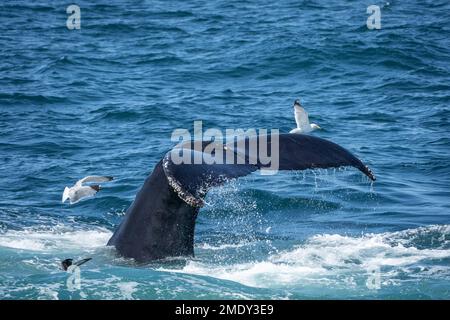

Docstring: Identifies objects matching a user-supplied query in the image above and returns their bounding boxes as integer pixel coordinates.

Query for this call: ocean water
[0,0,449,299]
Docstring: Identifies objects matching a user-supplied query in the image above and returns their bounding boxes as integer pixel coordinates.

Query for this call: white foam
[197,242,250,251]
[116,281,139,300]
[166,225,450,288]
[0,226,112,252]
[37,283,62,300]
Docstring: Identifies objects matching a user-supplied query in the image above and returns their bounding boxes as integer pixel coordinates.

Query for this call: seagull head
[90,185,101,192]
[294,100,301,107]
[61,258,73,271]
[61,257,92,271]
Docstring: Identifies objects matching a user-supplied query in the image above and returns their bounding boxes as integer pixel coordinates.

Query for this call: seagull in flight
[289,99,321,134]
[62,176,113,204]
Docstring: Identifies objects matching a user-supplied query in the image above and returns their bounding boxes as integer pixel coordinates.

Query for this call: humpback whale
[107,133,375,262]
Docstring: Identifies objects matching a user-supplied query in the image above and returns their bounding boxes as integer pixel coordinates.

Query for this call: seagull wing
[294,104,310,130]
[73,258,92,267]
[76,176,113,186]
[70,186,98,204]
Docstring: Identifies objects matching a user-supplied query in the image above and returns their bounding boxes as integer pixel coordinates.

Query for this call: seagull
[62,176,113,204]
[61,258,92,271]
[289,99,321,134]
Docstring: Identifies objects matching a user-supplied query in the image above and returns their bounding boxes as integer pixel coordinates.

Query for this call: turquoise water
[1,0,449,299]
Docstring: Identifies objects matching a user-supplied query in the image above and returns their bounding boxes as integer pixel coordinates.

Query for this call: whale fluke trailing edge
[107,133,375,262]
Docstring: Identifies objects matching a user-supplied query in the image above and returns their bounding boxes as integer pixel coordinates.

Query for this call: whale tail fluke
[162,134,375,207]
[108,133,375,262]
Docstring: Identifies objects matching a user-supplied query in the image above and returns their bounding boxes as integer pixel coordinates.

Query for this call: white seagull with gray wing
[290,100,321,134]
[62,176,113,204]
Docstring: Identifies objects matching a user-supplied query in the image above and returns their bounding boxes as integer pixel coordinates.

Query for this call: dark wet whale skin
[107,160,199,262]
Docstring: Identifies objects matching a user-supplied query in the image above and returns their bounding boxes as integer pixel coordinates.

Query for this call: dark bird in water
[107,133,375,262]
[61,258,92,271]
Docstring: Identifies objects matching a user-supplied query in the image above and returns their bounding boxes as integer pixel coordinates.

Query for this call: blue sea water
[0,0,449,299]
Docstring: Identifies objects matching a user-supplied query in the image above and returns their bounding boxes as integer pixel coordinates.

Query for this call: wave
[197,242,251,251]
[0,225,111,252]
[1,222,448,298]
[0,92,66,104]
[162,225,450,289]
